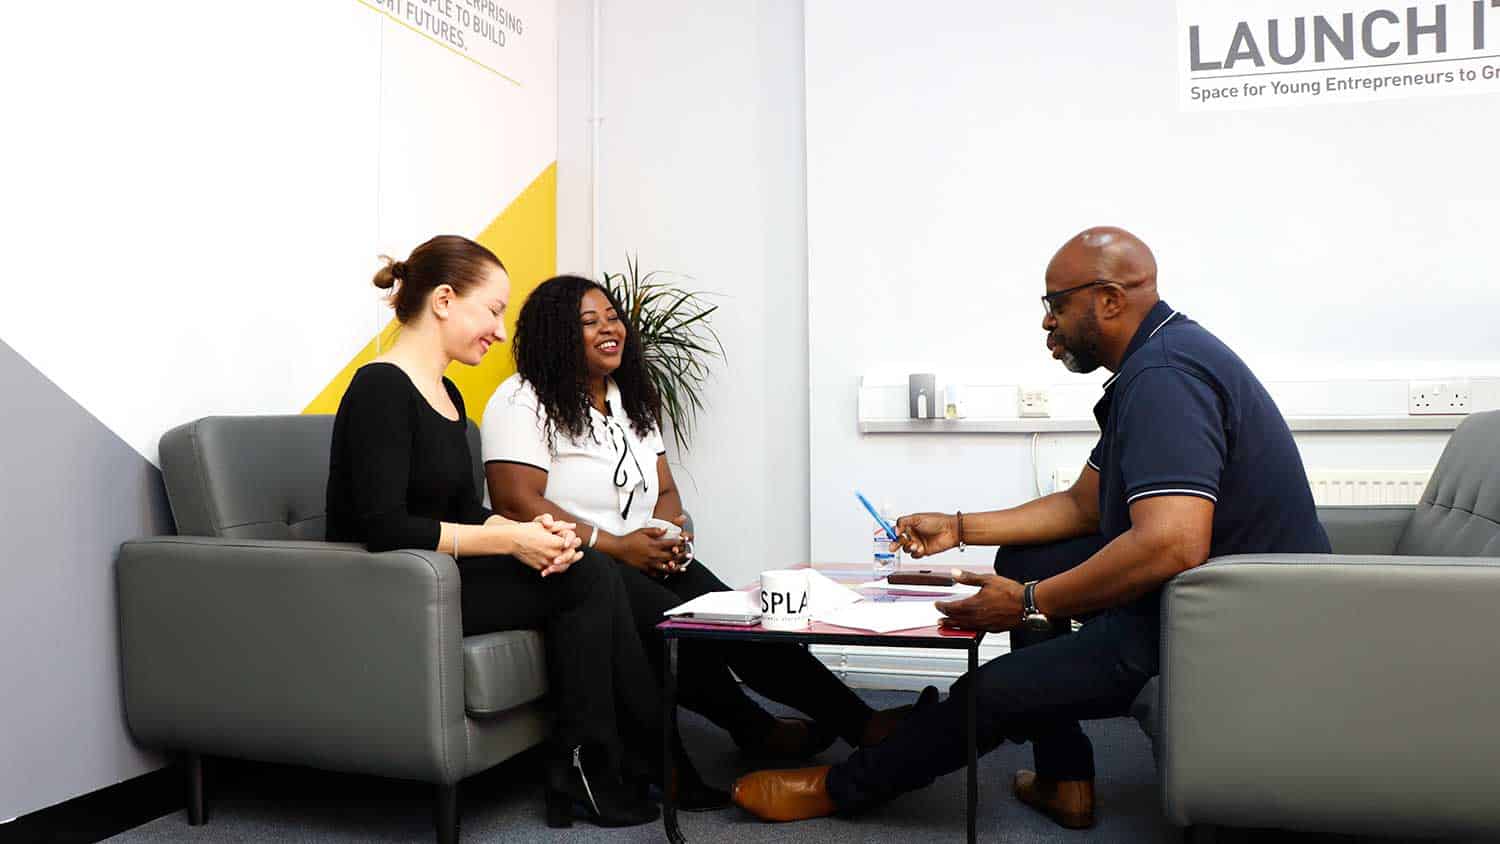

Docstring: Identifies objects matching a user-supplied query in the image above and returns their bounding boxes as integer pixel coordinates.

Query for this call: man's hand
[893,512,960,559]
[935,569,1026,632]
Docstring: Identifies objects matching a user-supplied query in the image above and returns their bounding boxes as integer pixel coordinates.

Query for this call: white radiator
[1053,468,1431,505]
[1305,470,1431,505]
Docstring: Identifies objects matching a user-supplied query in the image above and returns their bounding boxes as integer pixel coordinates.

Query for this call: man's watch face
[1024,613,1051,631]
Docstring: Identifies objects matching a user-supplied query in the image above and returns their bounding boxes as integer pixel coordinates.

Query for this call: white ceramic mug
[759,569,811,630]
[642,517,693,567]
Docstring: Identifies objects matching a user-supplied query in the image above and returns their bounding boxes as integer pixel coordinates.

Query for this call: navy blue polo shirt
[1087,301,1330,614]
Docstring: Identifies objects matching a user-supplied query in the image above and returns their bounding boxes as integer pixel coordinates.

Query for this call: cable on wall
[1031,433,1042,498]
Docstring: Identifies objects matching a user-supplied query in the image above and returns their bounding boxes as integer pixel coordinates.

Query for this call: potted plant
[601,254,725,452]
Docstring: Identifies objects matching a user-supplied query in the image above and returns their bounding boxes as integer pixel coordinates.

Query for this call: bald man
[732,227,1331,827]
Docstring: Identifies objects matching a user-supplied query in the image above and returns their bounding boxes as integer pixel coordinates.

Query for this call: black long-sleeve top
[326,362,492,552]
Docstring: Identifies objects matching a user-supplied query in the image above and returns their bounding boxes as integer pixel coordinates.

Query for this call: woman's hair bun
[372,257,402,290]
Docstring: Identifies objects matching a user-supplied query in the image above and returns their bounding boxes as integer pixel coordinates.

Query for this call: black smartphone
[887,571,954,587]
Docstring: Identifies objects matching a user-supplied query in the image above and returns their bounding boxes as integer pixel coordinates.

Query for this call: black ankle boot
[544,744,659,828]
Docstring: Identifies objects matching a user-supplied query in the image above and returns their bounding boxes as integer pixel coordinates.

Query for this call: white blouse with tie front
[481,373,666,536]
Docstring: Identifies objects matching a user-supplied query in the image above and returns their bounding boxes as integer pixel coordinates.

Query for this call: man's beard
[1056,309,1104,373]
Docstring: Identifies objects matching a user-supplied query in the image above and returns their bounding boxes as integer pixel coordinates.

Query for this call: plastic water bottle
[872,503,902,579]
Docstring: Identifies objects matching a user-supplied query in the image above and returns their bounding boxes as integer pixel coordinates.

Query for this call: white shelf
[860,416,1465,434]
[1283,416,1465,432]
[861,418,1099,434]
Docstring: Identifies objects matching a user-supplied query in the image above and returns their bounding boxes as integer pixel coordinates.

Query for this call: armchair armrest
[1316,505,1415,555]
[1159,553,1500,837]
[117,536,467,784]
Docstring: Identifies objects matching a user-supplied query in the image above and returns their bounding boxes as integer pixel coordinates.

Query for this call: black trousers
[614,559,876,747]
[825,536,1159,812]
[456,548,661,761]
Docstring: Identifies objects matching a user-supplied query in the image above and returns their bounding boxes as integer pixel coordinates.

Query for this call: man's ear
[1097,284,1130,320]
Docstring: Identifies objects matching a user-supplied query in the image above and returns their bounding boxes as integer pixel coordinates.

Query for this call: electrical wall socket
[1018,386,1050,418]
[1408,379,1471,415]
[1052,468,1079,493]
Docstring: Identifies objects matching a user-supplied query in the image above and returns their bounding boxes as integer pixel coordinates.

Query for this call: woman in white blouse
[483,276,916,764]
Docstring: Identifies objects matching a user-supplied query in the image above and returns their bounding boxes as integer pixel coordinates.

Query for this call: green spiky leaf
[602,254,725,452]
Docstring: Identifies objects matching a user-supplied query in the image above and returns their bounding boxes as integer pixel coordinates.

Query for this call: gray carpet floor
[107,690,1485,843]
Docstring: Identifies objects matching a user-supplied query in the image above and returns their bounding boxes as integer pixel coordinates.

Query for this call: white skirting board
[809,640,1010,692]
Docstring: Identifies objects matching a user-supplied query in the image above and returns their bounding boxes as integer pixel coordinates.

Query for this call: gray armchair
[117,415,550,844]
[1137,409,1500,841]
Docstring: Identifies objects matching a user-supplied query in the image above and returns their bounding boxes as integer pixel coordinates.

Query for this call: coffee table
[657,616,985,843]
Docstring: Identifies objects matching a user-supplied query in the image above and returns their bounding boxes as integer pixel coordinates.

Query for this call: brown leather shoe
[858,705,911,748]
[1013,770,1095,829]
[739,717,836,759]
[731,766,836,822]
[859,685,939,747]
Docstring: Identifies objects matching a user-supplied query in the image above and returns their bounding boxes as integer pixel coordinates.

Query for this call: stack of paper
[802,569,864,611]
[662,570,947,632]
[664,569,868,623]
[814,601,945,634]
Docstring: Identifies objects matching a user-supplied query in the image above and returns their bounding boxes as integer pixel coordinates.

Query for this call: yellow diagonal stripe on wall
[304,162,557,422]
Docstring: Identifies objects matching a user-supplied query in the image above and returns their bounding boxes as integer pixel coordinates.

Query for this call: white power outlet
[1408,379,1471,415]
[1018,386,1050,418]
[1052,468,1079,492]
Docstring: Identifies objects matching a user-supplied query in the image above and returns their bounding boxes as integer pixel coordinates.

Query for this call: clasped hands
[892,512,1027,633]
[614,514,693,579]
[501,513,584,577]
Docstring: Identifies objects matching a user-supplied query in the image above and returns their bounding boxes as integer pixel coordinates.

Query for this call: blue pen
[855,491,899,542]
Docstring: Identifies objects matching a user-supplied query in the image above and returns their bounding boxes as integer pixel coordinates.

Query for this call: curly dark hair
[512,275,663,450]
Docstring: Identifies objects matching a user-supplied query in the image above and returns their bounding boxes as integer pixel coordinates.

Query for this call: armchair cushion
[462,631,547,717]
[1396,409,1500,557]
[1315,505,1414,555]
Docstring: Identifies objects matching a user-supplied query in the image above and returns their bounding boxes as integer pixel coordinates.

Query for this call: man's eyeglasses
[1041,279,1142,316]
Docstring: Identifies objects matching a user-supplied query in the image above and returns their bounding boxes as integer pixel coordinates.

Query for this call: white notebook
[662,590,760,622]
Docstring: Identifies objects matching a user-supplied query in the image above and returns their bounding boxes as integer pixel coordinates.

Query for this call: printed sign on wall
[358,0,533,83]
[1179,0,1500,108]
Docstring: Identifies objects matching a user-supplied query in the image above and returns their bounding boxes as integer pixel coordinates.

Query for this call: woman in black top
[326,236,704,829]
[484,276,924,762]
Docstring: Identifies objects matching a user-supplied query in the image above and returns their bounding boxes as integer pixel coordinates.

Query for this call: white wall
[0,0,557,818]
[566,0,1491,579]
[804,0,1500,564]
[0,1,557,467]
[570,0,810,587]
[556,0,596,275]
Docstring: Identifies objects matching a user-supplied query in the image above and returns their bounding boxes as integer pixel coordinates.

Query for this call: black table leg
[663,636,685,844]
[184,752,206,826]
[967,643,978,844]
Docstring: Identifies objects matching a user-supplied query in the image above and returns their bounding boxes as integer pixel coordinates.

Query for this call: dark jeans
[456,548,662,761]
[826,536,1159,812]
[615,559,876,747]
